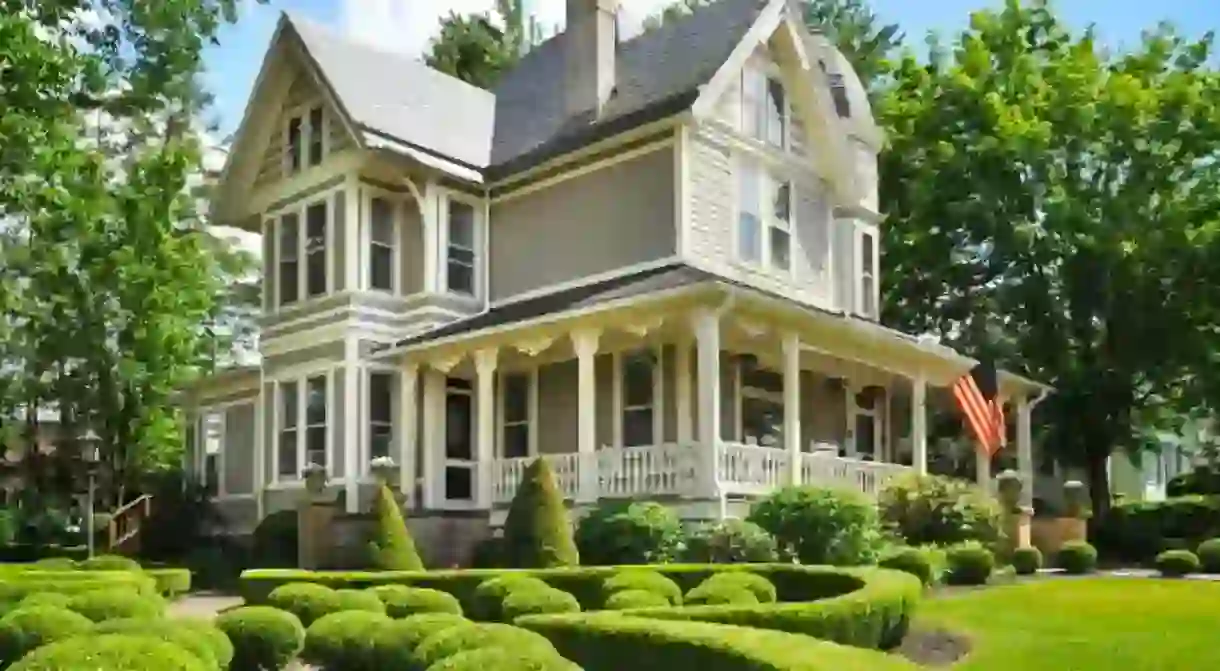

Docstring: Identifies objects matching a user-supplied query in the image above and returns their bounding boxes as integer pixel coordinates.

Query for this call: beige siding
[401,197,424,295]
[537,361,577,455]
[489,146,677,302]
[223,403,256,495]
[255,64,354,191]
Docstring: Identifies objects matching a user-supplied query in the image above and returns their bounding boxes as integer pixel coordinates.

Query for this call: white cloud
[339,0,675,58]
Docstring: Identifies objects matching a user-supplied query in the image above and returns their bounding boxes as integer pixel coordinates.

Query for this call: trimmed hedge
[146,568,192,597]
[334,588,387,614]
[414,622,559,670]
[501,587,581,620]
[518,612,919,671]
[237,564,920,651]
[695,572,777,604]
[66,587,165,622]
[878,547,935,585]
[1154,549,1200,577]
[601,571,682,606]
[944,542,994,586]
[14,594,70,610]
[473,575,550,621]
[371,585,463,618]
[1098,495,1220,561]
[9,633,208,671]
[302,610,392,671]
[370,613,469,665]
[174,617,237,670]
[501,459,579,568]
[604,589,669,610]
[1198,537,1220,573]
[215,606,305,671]
[76,555,142,572]
[1056,541,1098,575]
[0,570,155,601]
[95,617,223,670]
[367,485,424,571]
[1011,547,1043,576]
[685,584,758,606]
[426,646,580,671]
[0,606,93,667]
[266,583,342,626]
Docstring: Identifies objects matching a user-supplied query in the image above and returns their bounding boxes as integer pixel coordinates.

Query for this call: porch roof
[370,262,1052,399]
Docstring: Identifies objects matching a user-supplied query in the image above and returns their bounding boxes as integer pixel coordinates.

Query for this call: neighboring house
[185,0,1052,539]
[1108,422,1212,502]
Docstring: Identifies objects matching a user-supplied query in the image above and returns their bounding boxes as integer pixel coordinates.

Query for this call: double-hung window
[369,197,397,292]
[737,160,794,273]
[855,223,879,318]
[446,198,477,296]
[741,65,788,148]
[620,351,657,447]
[274,197,330,307]
[278,213,300,306]
[277,381,299,478]
[305,202,327,297]
[369,372,394,461]
[304,375,328,469]
[500,372,531,459]
[276,374,330,480]
[284,105,325,175]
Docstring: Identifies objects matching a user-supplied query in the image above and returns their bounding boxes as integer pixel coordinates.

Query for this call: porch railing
[718,442,788,495]
[490,452,581,502]
[799,453,910,497]
[598,443,697,498]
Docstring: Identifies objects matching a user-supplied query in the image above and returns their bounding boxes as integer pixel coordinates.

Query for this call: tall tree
[878,0,1220,519]
[424,0,545,90]
[0,1,250,504]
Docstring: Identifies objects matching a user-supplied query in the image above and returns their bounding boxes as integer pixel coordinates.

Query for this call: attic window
[828,74,851,118]
[741,65,788,149]
[284,105,326,175]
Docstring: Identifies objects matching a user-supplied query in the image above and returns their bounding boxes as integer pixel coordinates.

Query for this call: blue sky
[203,0,1218,136]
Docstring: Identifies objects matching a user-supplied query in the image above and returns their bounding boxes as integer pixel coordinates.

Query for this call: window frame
[271,368,335,485]
[613,348,664,448]
[441,191,483,298]
[365,367,398,470]
[846,385,884,460]
[365,190,402,294]
[733,361,785,447]
[194,410,227,496]
[740,61,790,150]
[268,187,340,310]
[283,103,328,176]
[497,369,538,459]
[733,156,797,277]
[853,221,880,319]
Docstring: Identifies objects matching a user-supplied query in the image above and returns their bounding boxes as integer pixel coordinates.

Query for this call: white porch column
[1017,396,1033,506]
[474,348,498,509]
[911,376,928,475]
[421,369,445,508]
[692,309,721,499]
[344,176,360,291]
[782,332,802,485]
[675,338,693,444]
[571,328,601,503]
[398,363,419,506]
[343,338,359,513]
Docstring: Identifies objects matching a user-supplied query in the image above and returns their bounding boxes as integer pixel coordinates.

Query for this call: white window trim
[740,60,791,151]
[853,221,880,318]
[612,347,664,448]
[442,377,479,508]
[440,190,485,299]
[271,369,335,485]
[282,102,329,177]
[734,360,784,446]
[732,155,797,277]
[363,365,399,474]
[496,368,538,459]
[846,385,883,459]
[269,186,342,310]
[364,189,403,294]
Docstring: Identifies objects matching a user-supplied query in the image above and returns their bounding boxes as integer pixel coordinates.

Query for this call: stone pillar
[996,469,1032,555]
[297,469,335,569]
[571,328,601,503]
[782,332,801,486]
[692,308,721,500]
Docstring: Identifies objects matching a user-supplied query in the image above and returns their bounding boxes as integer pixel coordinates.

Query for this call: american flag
[952,360,1005,455]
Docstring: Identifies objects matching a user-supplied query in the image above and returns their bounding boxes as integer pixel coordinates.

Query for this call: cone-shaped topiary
[366,484,424,570]
[501,458,579,568]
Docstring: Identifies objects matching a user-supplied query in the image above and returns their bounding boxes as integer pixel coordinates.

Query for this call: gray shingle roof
[287,14,496,170]
[282,0,766,177]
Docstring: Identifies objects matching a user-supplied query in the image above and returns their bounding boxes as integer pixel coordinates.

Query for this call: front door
[443,378,476,505]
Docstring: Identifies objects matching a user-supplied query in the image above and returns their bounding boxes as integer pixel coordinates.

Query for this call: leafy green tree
[366,485,424,570]
[0,1,252,505]
[878,0,1220,519]
[501,459,579,568]
[424,0,546,90]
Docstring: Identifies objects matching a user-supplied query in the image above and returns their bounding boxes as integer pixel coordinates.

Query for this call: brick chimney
[565,0,618,117]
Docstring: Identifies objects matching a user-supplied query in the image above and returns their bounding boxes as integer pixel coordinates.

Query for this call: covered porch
[374,269,1048,517]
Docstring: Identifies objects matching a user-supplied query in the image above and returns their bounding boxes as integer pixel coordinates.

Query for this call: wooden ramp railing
[106,495,152,555]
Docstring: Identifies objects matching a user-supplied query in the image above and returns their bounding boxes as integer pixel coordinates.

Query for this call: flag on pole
[952,360,1005,455]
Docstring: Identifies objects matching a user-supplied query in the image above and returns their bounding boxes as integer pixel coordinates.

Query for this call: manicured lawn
[919,578,1220,670]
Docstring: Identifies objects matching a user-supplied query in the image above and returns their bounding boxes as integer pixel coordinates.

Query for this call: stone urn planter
[369,456,399,487]
[996,469,1024,513]
[303,463,328,495]
[1063,479,1090,519]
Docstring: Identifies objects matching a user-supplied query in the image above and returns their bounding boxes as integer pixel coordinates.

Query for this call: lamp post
[80,430,100,559]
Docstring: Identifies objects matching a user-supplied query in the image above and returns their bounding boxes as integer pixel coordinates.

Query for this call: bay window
[368,372,394,461]
[737,160,794,273]
[277,381,299,478]
[304,375,328,469]
[278,213,299,306]
[369,197,397,292]
[275,372,331,481]
[272,194,334,307]
[305,202,327,297]
[445,198,477,296]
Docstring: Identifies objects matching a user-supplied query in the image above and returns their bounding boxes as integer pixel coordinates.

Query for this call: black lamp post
[80,430,100,559]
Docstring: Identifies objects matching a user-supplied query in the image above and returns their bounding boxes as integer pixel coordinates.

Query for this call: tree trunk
[1085,450,1111,538]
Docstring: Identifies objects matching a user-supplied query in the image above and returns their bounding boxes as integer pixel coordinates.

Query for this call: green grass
[920,578,1220,669]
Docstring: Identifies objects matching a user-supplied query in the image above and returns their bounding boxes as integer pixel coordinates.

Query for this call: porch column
[398,363,418,506]
[343,338,359,513]
[782,332,802,485]
[692,308,721,499]
[911,376,928,475]
[1017,396,1033,506]
[571,328,600,503]
[474,348,498,509]
[675,337,693,443]
[421,369,445,508]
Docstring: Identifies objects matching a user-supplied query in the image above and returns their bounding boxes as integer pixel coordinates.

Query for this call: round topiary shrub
[146,568,193,598]
[501,587,580,621]
[30,558,76,571]
[368,613,469,668]
[601,570,682,606]
[1155,549,1200,577]
[501,459,579,568]
[472,575,550,621]
[1011,546,1043,576]
[215,606,305,671]
[680,519,778,563]
[334,588,387,614]
[415,623,558,670]
[696,572,776,603]
[0,606,93,667]
[684,583,760,606]
[9,633,208,671]
[174,617,236,670]
[15,594,71,610]
[67,587,165,622]
[747,485,883,565]
[94,617,221,670]
[1196,537,1220,573]
[603,589,669,610]
[879,546,936,585]
[76,554,142,572]
[425,646,580,671]
[302,610,393,671]
[267,583,342,626]
[575,501,685,565]
[1055,540,1098,575]
[944,542,995,586]
[371,586,463,618]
